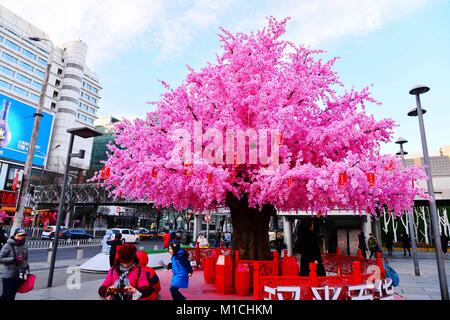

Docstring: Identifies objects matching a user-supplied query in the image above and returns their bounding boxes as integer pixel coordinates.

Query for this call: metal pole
[399,143,421,276]
[414,94,449,300]
[12,41,54,236]
[47,133,74,287]
[283,216,293,256]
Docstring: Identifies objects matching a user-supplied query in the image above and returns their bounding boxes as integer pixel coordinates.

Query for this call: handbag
[18,273,36,293]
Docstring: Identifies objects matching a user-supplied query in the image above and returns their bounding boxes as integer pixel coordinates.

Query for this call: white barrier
[27,238,102,250]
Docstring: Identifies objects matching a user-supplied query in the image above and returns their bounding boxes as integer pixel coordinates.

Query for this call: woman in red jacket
[136,251,161,300]
[163,231,171,250]
[98,244,151,300]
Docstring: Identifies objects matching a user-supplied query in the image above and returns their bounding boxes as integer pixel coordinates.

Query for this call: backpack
[384,263,400,287]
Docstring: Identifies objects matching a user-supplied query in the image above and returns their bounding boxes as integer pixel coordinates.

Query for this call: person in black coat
[441,233,449,256]
[107,233,123,267]
[358,232,368,258]
[401,233,411,256]
[295,216,326,276]
[385,232,394,256]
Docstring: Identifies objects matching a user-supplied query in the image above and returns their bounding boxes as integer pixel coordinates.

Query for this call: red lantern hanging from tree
[207,173,213,184]
[101,166,111,180]
[338,172,348,187]
[367,172,375,187]
[151,168,158,178]
[287,176,293,188]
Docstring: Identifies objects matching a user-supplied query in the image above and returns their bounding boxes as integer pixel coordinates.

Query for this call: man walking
[401,233,411,257]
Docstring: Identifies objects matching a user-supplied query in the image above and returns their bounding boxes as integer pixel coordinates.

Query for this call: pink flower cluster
[100,17,427,216]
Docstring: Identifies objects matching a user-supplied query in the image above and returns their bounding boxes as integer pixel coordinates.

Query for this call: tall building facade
[0,4,101,194]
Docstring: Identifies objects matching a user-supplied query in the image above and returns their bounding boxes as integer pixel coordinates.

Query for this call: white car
[41,226,68,240]
[109,228,140,244]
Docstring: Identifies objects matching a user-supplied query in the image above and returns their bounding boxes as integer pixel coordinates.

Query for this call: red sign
[338,172,347,187]
[367,173,375,187]
[0,190,18,206]
[204,214,211,222]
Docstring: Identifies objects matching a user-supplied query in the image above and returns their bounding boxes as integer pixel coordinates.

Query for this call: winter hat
[13,227,26,236]
[116,244,138,264]
[170,240,181,254]
[136,250,149,266]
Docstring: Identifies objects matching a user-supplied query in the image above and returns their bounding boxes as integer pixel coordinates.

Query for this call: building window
[55,79,61,86]
[1,52,18,64]
[53,91,58,98]
[13,86,29,97]
[57,68,63,75]
[0,35,3,42]
[22,49,37,61]
[19,61,34,72]
[51,102,56,109]
[32,81,42,90]
[30,93,40,102]
[16,73,32,84]
[0,79,12,90]
[35,69,45,78]
[0,65,15,77]
[37,57,47,66]
[92,87,98,94]
[4,39,21,52]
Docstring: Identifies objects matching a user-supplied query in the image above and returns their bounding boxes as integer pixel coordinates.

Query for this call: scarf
[112,263,135,300]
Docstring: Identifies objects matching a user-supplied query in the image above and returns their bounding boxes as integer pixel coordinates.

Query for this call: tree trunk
[225,192,274,260]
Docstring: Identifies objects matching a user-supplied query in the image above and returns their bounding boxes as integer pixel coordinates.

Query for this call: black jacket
[107,239,122,258]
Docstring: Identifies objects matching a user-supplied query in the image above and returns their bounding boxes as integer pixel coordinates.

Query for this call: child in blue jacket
[161,240,193,300]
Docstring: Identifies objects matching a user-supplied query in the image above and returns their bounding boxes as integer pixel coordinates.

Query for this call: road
[27,238,164,264]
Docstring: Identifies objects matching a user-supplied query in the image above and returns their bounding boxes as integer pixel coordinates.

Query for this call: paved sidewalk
[10,254,450,300]
[386,254,450,300]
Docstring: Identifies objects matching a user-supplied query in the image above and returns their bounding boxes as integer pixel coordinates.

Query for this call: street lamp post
[47,127,102,287]
[396,137,420,276]
[407,85,449,300]
[12,37,54,236]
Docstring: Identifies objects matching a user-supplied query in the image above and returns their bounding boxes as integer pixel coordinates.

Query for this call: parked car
[134,228,153,240]
[109,228,140,244]
[41,226,68,240]
[60,229,93,240]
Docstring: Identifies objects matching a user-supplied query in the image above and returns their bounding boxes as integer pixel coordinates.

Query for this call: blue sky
[3,0,450,156]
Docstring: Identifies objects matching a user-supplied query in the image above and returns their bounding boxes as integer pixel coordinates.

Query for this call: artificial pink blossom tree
[101,18,426,260]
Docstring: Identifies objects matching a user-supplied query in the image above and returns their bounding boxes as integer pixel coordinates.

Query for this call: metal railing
[2,226,107,239]
[27,238,102,250]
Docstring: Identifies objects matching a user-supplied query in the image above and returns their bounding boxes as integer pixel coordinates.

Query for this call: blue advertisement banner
[0,93,54,166]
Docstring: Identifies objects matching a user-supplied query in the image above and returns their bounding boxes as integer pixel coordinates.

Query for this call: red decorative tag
[183,163,193,176]
[208,173,213,184]
[279,133,284,145]
[151,168,158,178]
[367,172,375,187]
[101,166,111,180]
[412,179,415,188]
[338,172,347,187]
[384,161,394,171]
[287,176,293,188]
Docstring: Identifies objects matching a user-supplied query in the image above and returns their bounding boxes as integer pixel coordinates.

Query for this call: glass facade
[35,68,45,78]
[22,49,37,61]
[16,73,32,84]
[37,57,47,66]
[13,86,28,97]
[19,61,34,72]
[0,79,12,90]
[4,39,21,52]
[0,65,15,77]
[30,93,40,102]
[32,81,42,90]
[1,51,18,64]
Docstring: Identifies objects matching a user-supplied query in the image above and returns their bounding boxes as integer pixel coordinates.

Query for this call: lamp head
[395,137,408,145]
[407,108,427,117]
[396,151,408,156]
[409,85,430,96]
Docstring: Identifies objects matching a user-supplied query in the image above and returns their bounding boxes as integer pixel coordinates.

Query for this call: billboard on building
[0,93,54,166]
